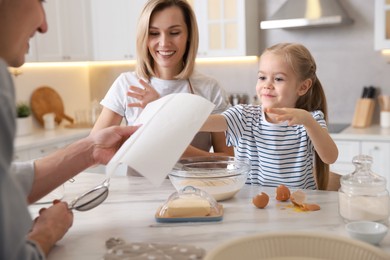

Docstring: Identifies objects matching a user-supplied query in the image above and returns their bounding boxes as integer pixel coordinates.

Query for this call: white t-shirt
[101,70,230,123]
[100,70,231,151]
[222,104,327,190]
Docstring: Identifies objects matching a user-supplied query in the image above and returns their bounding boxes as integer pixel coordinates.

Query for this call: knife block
[352,99,375,128]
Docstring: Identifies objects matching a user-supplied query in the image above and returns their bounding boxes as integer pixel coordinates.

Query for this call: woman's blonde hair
[135,0,198,80]
[262,43,329,190]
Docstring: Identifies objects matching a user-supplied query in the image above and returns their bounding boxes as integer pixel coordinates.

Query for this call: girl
[92,0,233,158]
[201,43,338,190]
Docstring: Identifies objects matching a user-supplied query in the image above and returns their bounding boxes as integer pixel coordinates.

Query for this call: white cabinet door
[193,0,259,57]
[91,0,147,61]
[29,141,70,159]
[361,141,390,190]
[25,39,38,62]
[330,135,390,191]
[28,136,86,160]
[13,150,30,162]
[330,140,360,175]
[34,0,92,61]
[374,0,390,50]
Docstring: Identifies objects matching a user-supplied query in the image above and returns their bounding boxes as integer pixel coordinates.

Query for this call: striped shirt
[222,105,327,190]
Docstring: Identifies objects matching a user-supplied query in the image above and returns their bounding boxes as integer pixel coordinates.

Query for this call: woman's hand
[127,79,160,108]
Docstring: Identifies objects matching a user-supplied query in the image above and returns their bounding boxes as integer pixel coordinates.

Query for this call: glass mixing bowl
[169,156,250,201]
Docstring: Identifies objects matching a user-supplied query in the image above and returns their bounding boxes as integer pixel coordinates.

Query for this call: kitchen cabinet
[13,127,110,174]
[14,128,90,162]
[330,140,360,174]
[29,141,71,159]
[91,0,147,61]
[92,0,259,60]
[331,139,390,191]
[25,39,38,62]
[361,141,390,178]
[190,0,259,57]
[17,141,71,162]
[14,139,76,162]
[13,150,30,162]
[31,0,92,62]
[374,0,390,50]
[27,0,259,62]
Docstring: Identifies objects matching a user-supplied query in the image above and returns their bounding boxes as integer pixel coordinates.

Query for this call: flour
[338,192,390,222]
[179,179,240,201]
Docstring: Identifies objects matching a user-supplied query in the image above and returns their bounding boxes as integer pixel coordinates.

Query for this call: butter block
[166,198,211,217]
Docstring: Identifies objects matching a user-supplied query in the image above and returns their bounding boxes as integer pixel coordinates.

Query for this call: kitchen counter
[15,127,91,151]
[15,124,390,152]
[29,173,390,260]
[330,125,390,141]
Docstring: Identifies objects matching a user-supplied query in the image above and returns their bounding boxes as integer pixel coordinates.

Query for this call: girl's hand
[265,107,311,126]
[265,108,338,165]
[127,79,160,108]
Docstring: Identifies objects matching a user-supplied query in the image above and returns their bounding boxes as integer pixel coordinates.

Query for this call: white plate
[204,232,390,260]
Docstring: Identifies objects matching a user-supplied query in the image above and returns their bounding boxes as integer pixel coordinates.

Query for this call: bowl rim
[169,170,245,178]
[204,231,390,260]
[346,221,389,235]
[171,156,251,178]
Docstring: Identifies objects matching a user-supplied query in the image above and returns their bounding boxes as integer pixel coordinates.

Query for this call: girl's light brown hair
[135,0,198,81]
[263,43,329,190]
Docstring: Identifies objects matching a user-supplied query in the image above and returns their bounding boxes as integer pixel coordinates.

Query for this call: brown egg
[252,192,269,208]
[275,185,291,201]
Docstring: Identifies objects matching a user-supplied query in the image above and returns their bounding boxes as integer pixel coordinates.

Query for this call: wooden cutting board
[30,86,74,126]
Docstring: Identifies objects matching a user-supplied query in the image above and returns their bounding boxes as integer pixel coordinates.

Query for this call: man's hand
[28,201,73,256]
[89,125,140,165]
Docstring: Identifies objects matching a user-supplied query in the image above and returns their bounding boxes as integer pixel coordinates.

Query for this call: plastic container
[338,155,390,223]
[155,185,223,223]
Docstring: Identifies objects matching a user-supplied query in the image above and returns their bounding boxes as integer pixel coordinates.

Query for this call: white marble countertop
[14,124,390,153]
[331,125,390,141]
[28,172,390,260]
[15,127,91,151]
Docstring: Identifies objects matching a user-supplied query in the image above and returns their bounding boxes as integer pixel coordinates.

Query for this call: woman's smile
[157,50,176,58]
[157,51,175,56]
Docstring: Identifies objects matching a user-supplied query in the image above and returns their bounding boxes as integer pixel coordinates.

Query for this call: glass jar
[338,155,390,223]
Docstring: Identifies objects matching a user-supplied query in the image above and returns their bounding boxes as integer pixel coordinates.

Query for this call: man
[0,0,139,258]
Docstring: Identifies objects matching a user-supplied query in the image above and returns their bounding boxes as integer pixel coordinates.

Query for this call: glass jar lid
[341,154,387,191]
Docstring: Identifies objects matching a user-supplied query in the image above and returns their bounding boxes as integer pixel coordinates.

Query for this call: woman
[92,0,233,157]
